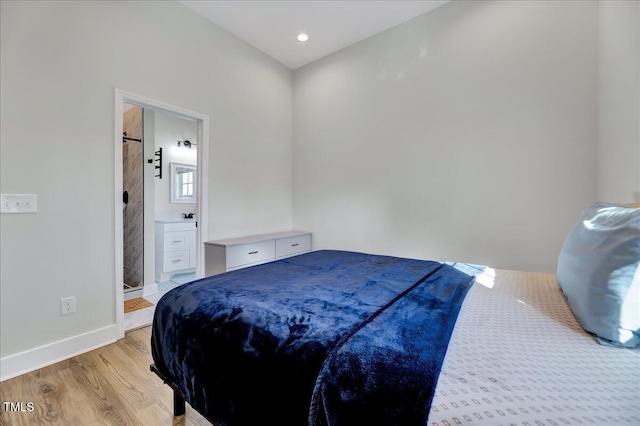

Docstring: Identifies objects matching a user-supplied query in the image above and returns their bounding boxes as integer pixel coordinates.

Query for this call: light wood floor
[0,327,212,426]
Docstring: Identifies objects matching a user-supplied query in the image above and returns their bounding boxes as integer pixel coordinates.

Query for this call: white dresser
[155,221,197,282]
[204,231,311,276]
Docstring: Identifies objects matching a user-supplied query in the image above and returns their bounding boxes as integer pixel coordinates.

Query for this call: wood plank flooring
[0,327,212,426]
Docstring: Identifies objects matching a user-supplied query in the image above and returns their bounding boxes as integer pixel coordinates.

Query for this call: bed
[150,249,640,425]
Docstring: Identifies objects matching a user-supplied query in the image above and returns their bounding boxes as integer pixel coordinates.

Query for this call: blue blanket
[151,250,479,425]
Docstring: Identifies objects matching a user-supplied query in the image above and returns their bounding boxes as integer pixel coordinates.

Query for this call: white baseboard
[143,283,158,297]
[0,324,118,382]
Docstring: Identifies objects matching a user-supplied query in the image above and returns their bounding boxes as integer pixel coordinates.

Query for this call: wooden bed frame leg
[174,390,186,416]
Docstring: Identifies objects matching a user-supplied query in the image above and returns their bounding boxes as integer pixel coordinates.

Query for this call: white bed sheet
[429,268,640,425]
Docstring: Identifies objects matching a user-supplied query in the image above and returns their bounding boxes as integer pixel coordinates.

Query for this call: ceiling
[179,1,451,70]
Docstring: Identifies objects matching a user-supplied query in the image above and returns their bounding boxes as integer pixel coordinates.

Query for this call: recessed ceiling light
[297,34,309,42]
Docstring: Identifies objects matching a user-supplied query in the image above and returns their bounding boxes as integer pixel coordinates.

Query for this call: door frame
[114,89,209,338]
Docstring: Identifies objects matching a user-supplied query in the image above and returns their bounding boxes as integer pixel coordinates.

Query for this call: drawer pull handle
[172,260,181,263]
[291,243,299,247]
[172,240,181,243]
[248,251,258,255]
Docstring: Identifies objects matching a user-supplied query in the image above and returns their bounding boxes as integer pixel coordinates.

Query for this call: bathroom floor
[124,280,183,332]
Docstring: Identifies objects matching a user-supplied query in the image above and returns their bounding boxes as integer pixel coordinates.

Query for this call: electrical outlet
[61,297,76,315]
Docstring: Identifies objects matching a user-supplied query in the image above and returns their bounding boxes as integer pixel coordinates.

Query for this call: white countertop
[205,230,310,247]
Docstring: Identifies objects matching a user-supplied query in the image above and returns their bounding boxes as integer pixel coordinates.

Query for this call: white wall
[293,0,598,273]
[153,110,198,221]
[597,1,640,203]
[0,0,292,366]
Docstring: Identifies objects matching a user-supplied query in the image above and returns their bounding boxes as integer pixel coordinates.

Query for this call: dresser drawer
[226,240,275,270]
[276,234,311,259]
[163,250,190,272]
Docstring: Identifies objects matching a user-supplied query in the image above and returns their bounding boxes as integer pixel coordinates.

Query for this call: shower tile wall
[123,106,144,290]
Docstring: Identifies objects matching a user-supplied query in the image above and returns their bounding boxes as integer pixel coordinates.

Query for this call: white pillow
[557,202,640,348]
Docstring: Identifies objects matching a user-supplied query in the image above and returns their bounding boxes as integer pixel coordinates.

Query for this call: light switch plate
[1,194,37,213]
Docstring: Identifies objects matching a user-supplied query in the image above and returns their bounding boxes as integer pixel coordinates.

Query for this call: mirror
[170,162,197,203]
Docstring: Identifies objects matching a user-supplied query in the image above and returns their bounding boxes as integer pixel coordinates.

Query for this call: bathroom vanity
[155,220,197,282]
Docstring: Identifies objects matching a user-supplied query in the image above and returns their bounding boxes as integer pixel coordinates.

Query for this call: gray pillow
[557,202,640,348]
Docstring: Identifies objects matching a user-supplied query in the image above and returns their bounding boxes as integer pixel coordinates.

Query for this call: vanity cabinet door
[164,250,190,272]
[164,231,188,252]
[155,221,197,282]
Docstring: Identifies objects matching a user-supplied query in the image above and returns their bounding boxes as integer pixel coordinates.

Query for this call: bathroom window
[170,162,197,203]
[180,170,193,197]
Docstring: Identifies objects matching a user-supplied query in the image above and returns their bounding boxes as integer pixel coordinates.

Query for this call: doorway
[114,89,209,338]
